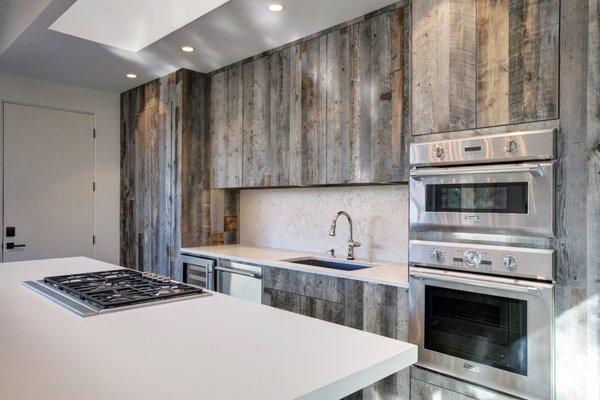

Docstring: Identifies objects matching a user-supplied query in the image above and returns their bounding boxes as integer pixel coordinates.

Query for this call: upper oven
[409,129,556,237]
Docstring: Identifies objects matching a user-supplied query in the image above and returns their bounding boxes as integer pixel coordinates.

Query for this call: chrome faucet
[328,211,361,260]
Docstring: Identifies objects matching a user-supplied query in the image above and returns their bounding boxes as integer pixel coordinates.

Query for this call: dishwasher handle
[215,265,262,279]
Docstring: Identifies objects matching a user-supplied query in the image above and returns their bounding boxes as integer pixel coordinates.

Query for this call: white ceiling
[49,0,230,52]
[0,0,397,93]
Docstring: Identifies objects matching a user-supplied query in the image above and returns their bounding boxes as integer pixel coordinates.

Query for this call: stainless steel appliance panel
[409,266,554,400]
[216,260,262,304]
[181,254,215,290]
[410,129,555,167]
[409,240,554,281]
[409,161,555,237]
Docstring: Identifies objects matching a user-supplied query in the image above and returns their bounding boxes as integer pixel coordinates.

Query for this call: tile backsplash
[239,185,408,262]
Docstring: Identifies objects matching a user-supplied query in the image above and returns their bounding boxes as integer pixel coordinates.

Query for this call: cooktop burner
[43,269,204,309]
[22,269,209,317]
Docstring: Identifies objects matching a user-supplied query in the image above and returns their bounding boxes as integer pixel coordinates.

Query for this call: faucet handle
[326,249,336,258]
[350,241,361,248]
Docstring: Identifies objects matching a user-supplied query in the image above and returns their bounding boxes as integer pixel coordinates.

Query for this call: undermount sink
[281,257,374,271]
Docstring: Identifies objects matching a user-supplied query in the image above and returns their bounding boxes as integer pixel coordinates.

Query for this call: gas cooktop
[23,269,209,317]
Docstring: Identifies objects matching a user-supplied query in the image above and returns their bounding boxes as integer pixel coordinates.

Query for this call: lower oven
[409,266,554,400]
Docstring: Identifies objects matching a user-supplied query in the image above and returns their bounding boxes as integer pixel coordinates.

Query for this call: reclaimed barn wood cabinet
[121,69,238,280]
[262,265,410,399]
[412,0,559,136]
[208,4,411,188]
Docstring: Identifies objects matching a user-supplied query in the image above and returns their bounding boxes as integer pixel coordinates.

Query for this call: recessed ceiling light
[126,73,138,79]
[268,4,284,12]
[181,46,194,53]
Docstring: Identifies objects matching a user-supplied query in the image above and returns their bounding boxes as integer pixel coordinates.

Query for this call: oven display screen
[425,183,528,213]
[424,286,527,375]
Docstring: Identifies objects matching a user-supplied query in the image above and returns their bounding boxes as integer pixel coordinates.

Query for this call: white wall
[0,72,120,264]
[239,185,409,262]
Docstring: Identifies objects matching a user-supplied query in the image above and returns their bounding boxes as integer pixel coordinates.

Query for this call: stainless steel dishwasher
[215,260,262,303]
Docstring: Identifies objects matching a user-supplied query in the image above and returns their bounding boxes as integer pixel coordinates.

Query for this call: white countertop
[0,257,416,400]
[181,245,409,287]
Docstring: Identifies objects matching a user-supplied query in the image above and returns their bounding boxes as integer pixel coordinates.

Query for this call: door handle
[6,243,26,249]
[410,163,548,180]
[215,265,262,279]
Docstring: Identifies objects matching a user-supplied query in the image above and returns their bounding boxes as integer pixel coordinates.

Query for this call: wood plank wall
[121,69,239,281]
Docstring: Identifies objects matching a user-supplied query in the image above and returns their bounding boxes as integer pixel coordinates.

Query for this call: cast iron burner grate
[43,269,204,309]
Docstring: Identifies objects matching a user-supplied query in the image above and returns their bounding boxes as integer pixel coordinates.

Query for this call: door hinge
[93,129,96,139]
[93,182,96,191]
[92,235,96,245]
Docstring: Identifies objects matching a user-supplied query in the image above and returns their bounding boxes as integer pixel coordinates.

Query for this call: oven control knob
[434,147,445,159]
[503,256,517,271]
[463,250,481,268]
[506,140,518,153]
[431,249,445,263]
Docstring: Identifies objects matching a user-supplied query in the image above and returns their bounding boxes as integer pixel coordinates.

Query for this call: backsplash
[239,185,408,262]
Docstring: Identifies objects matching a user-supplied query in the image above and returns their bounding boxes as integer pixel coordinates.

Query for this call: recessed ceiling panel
[49,0,230,52]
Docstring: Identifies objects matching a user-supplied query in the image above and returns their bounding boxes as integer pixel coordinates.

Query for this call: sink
[281,257,373,271]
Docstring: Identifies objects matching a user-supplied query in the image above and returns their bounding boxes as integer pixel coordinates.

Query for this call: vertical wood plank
[269,49,291,186]
[412,0,476,135]
[227,64,244,188]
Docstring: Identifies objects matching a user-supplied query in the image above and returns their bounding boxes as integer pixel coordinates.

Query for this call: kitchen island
[0,257,416,400]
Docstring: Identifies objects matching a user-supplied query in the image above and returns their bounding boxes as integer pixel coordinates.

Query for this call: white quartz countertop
[0,257,416,400]
[181,245,409,287]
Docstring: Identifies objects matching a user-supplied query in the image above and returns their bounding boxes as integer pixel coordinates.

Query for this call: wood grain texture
[262,266,409,399]
[121,69,238,281]
[477,0,559,127]
[412,0,477,135]
[326,7,411,184]
[555,1,600,399]
[209,64,244,189]
[290,36,328,186]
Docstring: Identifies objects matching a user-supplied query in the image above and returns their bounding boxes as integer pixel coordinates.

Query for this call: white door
[2,103,95,262]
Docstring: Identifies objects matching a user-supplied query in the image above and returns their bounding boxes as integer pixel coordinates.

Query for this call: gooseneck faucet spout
[328,211,361,260]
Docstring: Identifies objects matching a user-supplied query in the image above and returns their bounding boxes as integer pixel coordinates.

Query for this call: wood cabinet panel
[412,0,477,136]
[261,265,409,399]
[290,37,328,186]
[477,0,559,127]
[210,64,243,188]
[326,8,410,184]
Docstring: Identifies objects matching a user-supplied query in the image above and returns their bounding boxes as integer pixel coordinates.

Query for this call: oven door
[409,267,554,400]
[409,162,554,237]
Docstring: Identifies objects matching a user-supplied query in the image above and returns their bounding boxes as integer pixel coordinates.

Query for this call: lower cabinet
[262,266,409,399]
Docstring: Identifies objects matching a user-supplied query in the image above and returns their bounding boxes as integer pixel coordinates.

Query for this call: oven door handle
[410,163,545,180]
[409,271,543,296]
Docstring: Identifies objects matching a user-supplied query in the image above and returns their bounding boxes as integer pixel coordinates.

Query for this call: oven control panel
[409,129,555,167]
[409,240,554,281]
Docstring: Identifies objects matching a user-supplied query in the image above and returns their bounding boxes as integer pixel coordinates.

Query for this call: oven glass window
[424,286,527,375]
[425,183,528,213]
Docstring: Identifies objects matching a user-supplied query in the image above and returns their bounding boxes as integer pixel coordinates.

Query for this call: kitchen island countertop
[181,245,409,287]
[0,257,416,400]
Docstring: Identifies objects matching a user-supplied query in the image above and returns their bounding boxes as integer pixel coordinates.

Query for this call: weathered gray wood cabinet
[412,0,560,136]
[121,69,238,280]
[208,4,411,187]
[262,265,410,399]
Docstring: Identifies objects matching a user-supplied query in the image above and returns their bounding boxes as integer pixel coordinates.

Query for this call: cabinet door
[242,51,293,187]
[289,37,328,186]
[210,64,243,188]
[412,0,477,136]
[477,0,559,127]
[326,8,410,184]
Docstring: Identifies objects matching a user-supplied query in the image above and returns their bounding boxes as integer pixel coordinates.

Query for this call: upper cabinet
[326,8,410,184]
[412,0,559,136]
[209,5,411,188]
[210,63,243,189]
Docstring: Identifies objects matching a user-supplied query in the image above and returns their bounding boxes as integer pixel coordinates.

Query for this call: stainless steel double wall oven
[408,130,556,400]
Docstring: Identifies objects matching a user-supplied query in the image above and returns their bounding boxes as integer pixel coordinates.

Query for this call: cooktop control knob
[503,255,517,271]
[463,250,481,268]
[434,146,445,159]
[431,249,445,263]
[506,139,518,153]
